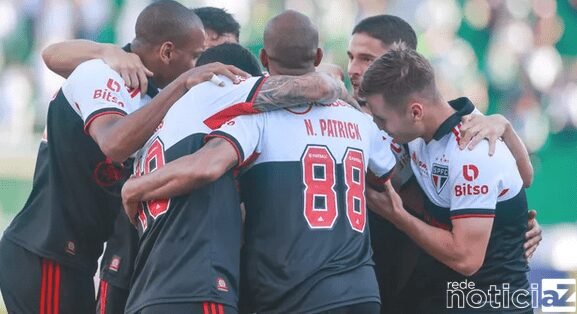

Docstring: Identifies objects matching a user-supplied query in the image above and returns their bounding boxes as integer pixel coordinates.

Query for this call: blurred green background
[0,0,575,313]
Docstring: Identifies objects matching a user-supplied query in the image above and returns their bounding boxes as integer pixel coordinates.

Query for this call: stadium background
[0,0,575,312]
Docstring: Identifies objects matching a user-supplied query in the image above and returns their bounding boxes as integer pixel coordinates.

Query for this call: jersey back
[211,102,396,313]
[125,76,266,313]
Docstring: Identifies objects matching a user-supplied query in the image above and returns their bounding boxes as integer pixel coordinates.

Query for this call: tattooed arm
[253,72,360,112]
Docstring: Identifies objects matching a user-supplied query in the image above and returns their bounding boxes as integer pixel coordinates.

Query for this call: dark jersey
[124,76,267,314]
[3,59,152,275]
[407,97,530,311]
[212,102,396,313]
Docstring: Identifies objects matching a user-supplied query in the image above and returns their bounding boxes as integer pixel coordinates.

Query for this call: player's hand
[338,80,362,111]
[524,209,542,259]
[459,114,510,156]
[182,62,251,90]
[102,45,153,95]
[366,181,405,222]
[121,177,141,226]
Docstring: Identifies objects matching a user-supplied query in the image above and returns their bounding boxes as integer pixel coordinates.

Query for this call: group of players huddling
[0,1,542,313]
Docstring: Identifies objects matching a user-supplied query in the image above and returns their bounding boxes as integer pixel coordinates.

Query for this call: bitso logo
[463,164,479,181]
[455,164,488,196]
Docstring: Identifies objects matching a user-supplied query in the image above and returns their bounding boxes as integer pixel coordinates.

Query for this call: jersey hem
[83,108,127,134]
[2,235,94,275]
[125,296,237,314]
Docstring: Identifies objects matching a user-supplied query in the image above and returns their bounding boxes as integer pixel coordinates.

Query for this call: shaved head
[135,0,204,47]
[262,10,321,75]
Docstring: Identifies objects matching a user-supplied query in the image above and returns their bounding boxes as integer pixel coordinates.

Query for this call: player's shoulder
[448,136,513,170]
[64,59,120,89]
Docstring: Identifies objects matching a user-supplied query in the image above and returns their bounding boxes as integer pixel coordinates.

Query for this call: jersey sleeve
[61,59,134,133]
[448,141,500,220]
[367,123,396,183]
[205,113,264,167]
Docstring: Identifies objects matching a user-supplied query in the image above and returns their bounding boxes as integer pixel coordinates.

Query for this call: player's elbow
[99,141,130,164]
[454,256,483,277]
[192,163,225,185]
[521,166,534,188]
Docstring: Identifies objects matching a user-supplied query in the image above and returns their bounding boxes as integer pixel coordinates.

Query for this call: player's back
[214,102,395,313]
[125,76,266,313]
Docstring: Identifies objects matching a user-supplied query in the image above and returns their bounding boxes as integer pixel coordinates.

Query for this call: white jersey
[404,97,530,309]
[210,101,396,313]
[408,97,523,220]
[61,59,151,131]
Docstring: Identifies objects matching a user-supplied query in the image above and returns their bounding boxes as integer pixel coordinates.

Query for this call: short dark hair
[352,15,417,50]
[360,43,436,107]
[192,7,240,40]
[196,43,262,76]
[135,0,202,47]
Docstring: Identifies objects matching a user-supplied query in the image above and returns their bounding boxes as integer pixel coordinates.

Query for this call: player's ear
[259,49,269,69]
[159,41,175,64]
[409,102,424,121]
[314,48,323,66]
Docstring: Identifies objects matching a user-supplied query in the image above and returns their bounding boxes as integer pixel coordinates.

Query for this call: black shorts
[138,302,237,314]
[96,279,129,314]
[316,302,380,314]
[0,237,95,314]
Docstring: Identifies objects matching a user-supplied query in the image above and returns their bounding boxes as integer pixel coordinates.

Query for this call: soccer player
[0,1,252,312]
[122,11,395,314]
[362,44,532,313]
[193,7,241,48]
[118,42,353,313]
[346,14,542,312]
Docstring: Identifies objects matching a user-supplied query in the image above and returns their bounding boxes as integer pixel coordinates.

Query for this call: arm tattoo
[253,73,343,112]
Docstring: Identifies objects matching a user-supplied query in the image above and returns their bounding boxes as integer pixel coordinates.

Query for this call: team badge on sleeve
[432,163,449,194]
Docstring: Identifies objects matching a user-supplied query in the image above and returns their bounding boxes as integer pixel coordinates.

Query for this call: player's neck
[422,101,456,143]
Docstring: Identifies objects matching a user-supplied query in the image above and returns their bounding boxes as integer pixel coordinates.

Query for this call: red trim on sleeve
[205,134,243,167]
[239,151,260,169]
[450,213,495,220]
[284,105,313,115]
[84,111,126,135]
[53,263,60,314]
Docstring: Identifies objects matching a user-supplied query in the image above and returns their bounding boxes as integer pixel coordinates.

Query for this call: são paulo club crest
[431,163,449,194]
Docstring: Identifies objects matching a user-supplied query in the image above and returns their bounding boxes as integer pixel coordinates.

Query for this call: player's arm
[367,182,493,276]
[253,72,360,112]
[459,114,533,187]
[123,113,262,224]
[42,39,152,92]
[122,138,239,223]
[86,62,250,163]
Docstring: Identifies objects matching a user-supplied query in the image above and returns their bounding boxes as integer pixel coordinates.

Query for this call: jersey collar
[122,44,159,99]
[432,97,475,141]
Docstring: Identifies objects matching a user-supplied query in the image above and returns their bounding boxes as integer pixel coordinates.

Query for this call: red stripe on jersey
[211,303,217,314]
[53,263,60,314]
[218,303,224,314]
[40,260,47,314]
[203,102,260,130]
[203,302,210,314]
[239,151,260,169]
[451,213,495,220]
[451,127,461,143]
[47,261,53,314]
[129,87,140,98]
[100,280,108,314]
[83,111,126,135]
[205,134,243,167]
[498,188,510,197]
